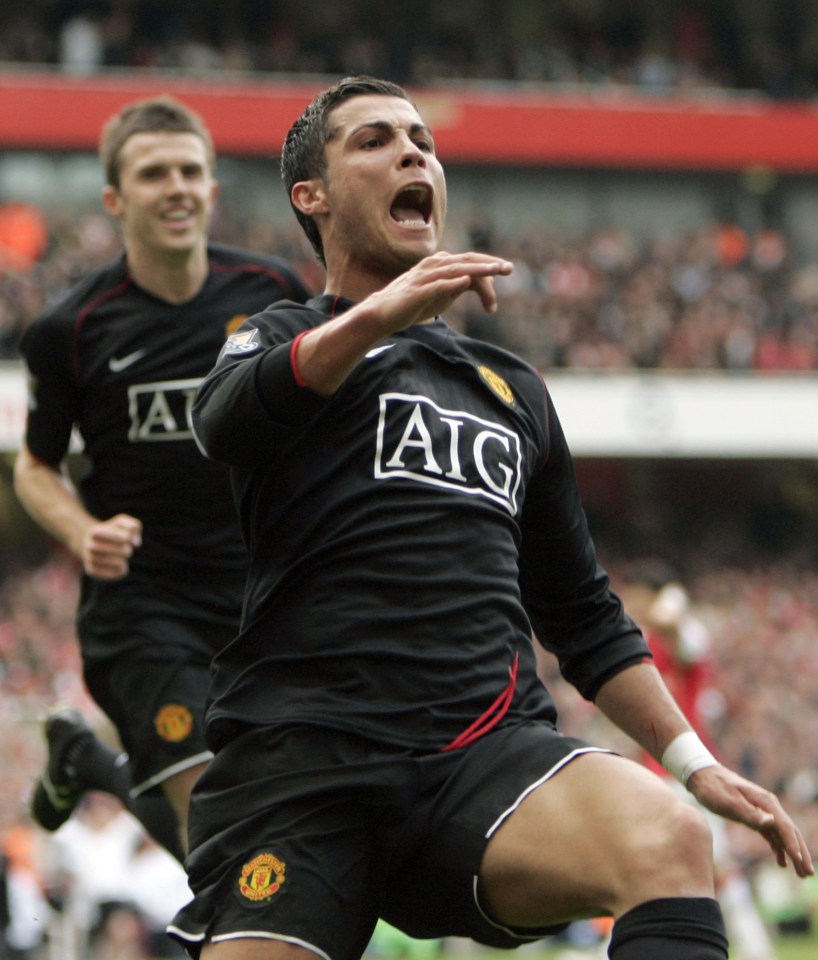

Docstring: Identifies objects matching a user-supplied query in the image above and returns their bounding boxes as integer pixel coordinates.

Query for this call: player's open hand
[687,764,814,878]
[370,250,514,331]
[294,252,514,397]
[81,513,143,580]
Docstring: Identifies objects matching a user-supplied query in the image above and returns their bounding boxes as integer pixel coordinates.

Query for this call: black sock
[70,733,125,793]
[73,738,185,863]
[609,897,728,959]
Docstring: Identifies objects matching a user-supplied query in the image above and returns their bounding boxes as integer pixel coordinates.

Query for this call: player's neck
[324,256,416,308]
[125,243,210,305]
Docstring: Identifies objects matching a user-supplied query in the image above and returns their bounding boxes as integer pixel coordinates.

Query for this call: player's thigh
[163,759,210,828]
[479,751,715,926]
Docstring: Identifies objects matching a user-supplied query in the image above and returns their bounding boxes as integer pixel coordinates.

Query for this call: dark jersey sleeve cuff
[255,341,330,426]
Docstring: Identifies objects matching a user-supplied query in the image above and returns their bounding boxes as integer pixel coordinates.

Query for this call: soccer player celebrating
[169,77,812,960]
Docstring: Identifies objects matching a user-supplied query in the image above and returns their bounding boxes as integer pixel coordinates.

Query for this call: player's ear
[101,184,122,218]
[291,179,328,217]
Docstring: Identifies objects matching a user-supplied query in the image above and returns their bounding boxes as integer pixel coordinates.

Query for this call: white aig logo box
[127,377,201,442]
[374,393,522,515]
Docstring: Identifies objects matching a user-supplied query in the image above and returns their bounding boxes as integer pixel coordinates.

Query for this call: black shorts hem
[167,926,331,960]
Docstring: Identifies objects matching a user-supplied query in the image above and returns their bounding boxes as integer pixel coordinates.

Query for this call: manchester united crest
[153,704,194,742]
[238,853,287,901]
[477,365,515,405]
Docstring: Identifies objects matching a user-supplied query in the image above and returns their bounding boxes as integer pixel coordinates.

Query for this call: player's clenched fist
[81,513,143,580]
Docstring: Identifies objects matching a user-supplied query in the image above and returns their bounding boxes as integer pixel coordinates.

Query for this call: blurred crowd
[448,217,818,372]
[2,202,817,374]
[2,0,817,100]
[0,549,192,960]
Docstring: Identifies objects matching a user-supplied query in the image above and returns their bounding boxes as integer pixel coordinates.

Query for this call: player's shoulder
[206,240,282,270]
[244,295,326,337]
[23,256,130,349]
[206,242,309,297]
[218,298,324,366]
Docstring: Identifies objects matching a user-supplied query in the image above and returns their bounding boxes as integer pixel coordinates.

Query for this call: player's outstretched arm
[295,251,513,396]
[594,660,814,879]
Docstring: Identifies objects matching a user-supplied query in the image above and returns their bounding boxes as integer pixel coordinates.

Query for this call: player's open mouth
[389,185,432,226]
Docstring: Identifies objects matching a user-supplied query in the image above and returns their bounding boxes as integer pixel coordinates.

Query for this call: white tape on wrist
[661,731,719,786]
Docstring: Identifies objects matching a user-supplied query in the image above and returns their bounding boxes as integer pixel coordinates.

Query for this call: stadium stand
[1,0,818,99]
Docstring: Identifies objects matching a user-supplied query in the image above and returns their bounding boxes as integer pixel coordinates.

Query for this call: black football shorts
[168,720,607,960]
[83,616,232,795]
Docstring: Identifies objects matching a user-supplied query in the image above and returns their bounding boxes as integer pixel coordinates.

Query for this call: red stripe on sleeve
[289,330,311,388]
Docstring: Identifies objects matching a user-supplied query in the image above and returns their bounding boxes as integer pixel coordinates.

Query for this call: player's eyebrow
[335,118,435,144]
[134,159,206,177]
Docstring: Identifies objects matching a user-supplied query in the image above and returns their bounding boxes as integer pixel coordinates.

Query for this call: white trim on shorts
[166,927,331,960]
[131,750,214,797]
[474,746,611,939]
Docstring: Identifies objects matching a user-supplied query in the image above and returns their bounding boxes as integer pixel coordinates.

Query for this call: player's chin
[393,236,439,269]
[158,233,205,256]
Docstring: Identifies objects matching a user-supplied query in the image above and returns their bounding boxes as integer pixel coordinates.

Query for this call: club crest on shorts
[238,853,286,901]
[153,704,194,742]
[477,365,515,405]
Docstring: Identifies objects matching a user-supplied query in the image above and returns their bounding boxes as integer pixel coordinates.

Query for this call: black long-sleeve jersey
[19,243,310,661]
[193,294,650,751]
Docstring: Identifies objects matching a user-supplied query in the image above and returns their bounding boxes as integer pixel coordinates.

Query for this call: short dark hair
[99,95,215,189]
[281,76,413,265]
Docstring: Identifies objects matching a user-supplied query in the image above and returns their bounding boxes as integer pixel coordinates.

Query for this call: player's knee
[662,799,713,873]
[620,793,714,895]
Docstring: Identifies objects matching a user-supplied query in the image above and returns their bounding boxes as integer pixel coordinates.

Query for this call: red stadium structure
[2,69,818,172]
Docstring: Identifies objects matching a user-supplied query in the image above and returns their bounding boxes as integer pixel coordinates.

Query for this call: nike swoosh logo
[365,344,395,359]
[109,349,147,372]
